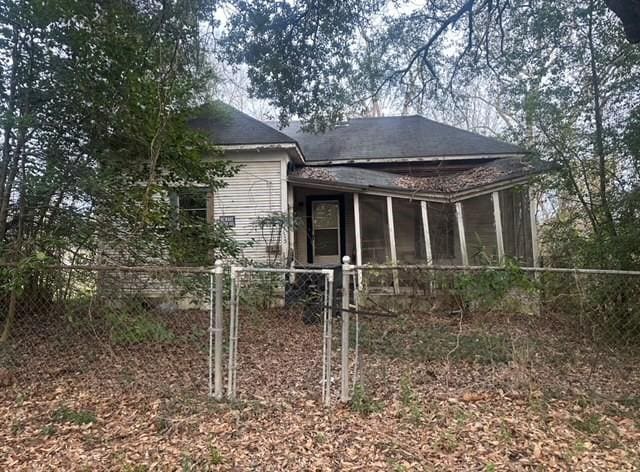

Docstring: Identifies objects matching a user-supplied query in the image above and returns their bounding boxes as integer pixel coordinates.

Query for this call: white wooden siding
[211,150,288,263]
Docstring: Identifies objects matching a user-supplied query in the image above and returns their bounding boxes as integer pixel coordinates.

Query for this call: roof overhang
[304,152,528,166]
[288,173,539,203]
[288,176,449,202]
[219,143,306,164]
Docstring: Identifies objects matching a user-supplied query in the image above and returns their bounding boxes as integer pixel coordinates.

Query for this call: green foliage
[360,321,513,365]
[208,446,224,465]
[571,414,604,435]
[105,310,175,345]
[52,406,96,425]
[350,383,383,415]
[454,260,539,311]
[399,376,423,426]
[222,0,385,130]
[40,424,56,438]
[0,1,238,268]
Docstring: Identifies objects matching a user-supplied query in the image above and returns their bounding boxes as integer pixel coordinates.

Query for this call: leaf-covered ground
[1,308,639,470]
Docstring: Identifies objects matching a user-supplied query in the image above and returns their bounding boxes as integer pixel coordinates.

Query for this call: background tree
[221,0,640,269]
[0,0,240,343]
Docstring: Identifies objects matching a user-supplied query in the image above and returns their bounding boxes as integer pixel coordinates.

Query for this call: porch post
[386,196,400,293]
[455,201,469,266]
[353,193,363,290]
[287,186,295,283]
[529,187,539,267]
[492,191,505,263]
[420,201,433,265]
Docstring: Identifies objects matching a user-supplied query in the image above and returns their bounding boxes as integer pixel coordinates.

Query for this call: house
[188,103,544,275]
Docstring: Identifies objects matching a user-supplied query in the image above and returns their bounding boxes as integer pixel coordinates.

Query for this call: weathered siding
[210,150,288,263]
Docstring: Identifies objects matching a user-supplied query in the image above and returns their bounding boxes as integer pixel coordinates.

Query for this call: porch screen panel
[359,195,391,263]
[427,202,461,264]
[392,199,426,263]
[461,195,499,264]
[500,187,533,265]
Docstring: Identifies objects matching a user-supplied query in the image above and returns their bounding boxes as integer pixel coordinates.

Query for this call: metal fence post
[227,267,238,400]
[209,269,214,398]
[322,268,335,407]
[213,260,224,400]
[341,256,351,402]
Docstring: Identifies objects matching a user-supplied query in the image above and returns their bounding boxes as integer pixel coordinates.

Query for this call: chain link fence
[342,263,640,411]
[227,266,335,405]
[0,265,212,397]
[3,261,639,411]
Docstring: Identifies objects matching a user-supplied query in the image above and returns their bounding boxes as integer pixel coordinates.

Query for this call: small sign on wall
[219,215,236,227]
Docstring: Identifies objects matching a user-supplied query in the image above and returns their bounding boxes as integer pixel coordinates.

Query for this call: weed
[209,445,224,465]
[106,311,175,344]
[435,431,458,453]
[52,406,96,425]
[350,383,383,415]
[15,393,25,406]
[453,406,469,425]
[122,464,149,472]
[498,421,513,443]
[360,322,512,364]
[315,432,327,444]
[399,376,423,425]
[11,421,24,435]
[41,424,56,437]
[400,376,415,406]
[571,414,603,435]
[485,464,497,472]
[181,455,196,471]
[154,416,172,434]
[571,440,588,456]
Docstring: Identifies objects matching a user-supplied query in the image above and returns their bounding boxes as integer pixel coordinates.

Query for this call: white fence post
[213,260,224,400]
[227,267,239,400]
[341,256,352,402]
[322,269,334,407]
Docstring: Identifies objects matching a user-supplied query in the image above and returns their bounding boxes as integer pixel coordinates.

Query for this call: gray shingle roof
[189,102,296,146]
[289,157,546,196]
[276,116,526,162]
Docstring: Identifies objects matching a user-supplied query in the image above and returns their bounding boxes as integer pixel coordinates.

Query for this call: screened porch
[290,185,536,274]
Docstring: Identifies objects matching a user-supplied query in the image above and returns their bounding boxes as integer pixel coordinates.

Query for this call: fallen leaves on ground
[1,309,639,470]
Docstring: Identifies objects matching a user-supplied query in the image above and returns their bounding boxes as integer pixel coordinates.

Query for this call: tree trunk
[587,0,616,237]
[0,289,17,346]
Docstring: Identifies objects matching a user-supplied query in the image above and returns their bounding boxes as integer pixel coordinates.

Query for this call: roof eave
[289,173,540,203]
[304,152,528,166]
[219,143,306,164]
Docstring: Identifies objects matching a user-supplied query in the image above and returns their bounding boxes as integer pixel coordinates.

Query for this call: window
[175,188,210,225]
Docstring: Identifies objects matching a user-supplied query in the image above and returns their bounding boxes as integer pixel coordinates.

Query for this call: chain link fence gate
[225,266,335,406]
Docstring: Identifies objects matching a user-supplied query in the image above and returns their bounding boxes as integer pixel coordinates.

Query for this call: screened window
[360,195,390,263]
[392,199,426,263]
[462,195,498,264]
[427,202,457,262]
